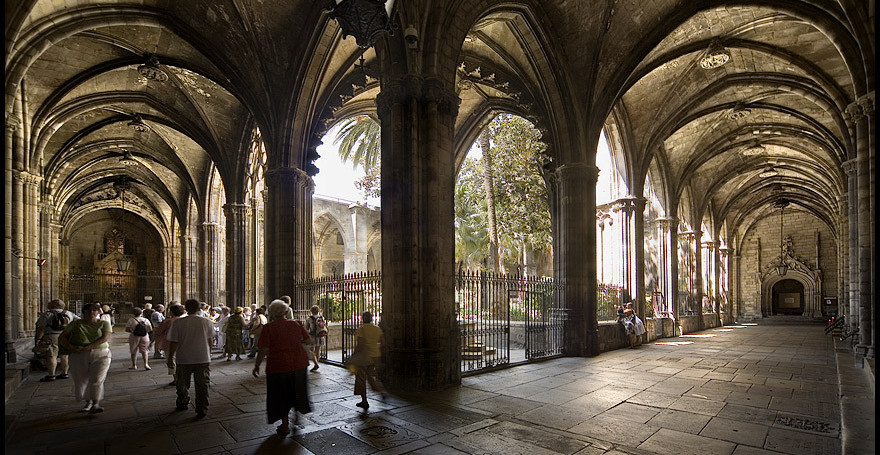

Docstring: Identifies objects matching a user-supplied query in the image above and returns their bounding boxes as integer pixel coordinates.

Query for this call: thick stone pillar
[663,219,681,333]
[680,230,697,319]
[556,163,599,356]
[264,167,313,300]
[224,203,250,309]
[376,75,460,389]
[251,195,264,308]
[200,222,223,305]
[853,96,874,359]
[633,198,646,321]
[179,233,194,300]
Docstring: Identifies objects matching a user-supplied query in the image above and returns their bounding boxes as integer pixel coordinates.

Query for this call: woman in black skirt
[251,300,313,434]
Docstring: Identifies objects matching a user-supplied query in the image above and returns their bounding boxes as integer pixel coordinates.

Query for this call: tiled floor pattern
[5,323,869,454]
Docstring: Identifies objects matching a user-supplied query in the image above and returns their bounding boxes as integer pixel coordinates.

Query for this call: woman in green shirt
[59,302,113,413]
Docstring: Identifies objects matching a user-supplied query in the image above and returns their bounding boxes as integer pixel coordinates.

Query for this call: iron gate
[457,271,565,374]
[63,270,165,318]
[292,272,381,366]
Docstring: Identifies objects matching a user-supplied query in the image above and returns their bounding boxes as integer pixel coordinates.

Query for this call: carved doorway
[772,279,805,316]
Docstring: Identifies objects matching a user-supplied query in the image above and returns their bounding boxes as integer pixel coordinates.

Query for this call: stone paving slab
[6,322,867,454]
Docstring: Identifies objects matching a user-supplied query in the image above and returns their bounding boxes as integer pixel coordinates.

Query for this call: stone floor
[4,323,874,455]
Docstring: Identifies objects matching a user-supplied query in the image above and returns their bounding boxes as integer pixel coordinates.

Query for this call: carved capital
[555,162,599,184]
[857,91,874,117]
[376,75,459,118]
[6,115,21,132]
[223,202,251,218]
[842,159,858,177]
[200,222,223,233]
[845,101,864,123]
[264,167,313,190]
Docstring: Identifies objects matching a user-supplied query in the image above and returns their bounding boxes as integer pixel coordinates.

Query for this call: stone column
[224,203,250,310]
[264,167,313,301]
[733,250,742,320]
[655,218,677,319]
[49,220,62,300]
[836,195,848,321]
[179,233,193,301]
[718,246,728,324]
[702,240,716,323]
[346,204,370,273]
[853,97,874,359]
[164,244,177,305]
[23,171,42,333]
[200,222,223,305]
[632,198,646,320]
[376,75,460,389]
[680,230,696,318]
[252,194,264,308]
[38,201,53,311]
[5,117,18,357]
[614,197,635,302]
[556,163,599,356]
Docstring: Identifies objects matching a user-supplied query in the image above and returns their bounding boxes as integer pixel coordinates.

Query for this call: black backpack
[133,320,148,336]
[48,311,69,332]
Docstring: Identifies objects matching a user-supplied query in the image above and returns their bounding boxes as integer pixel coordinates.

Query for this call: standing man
[34,299,79,382]
[166,299,214,418]
[150,304,166,359]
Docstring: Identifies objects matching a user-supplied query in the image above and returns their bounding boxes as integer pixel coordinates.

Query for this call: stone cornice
[857,91,874,117]
[842,159,858,176]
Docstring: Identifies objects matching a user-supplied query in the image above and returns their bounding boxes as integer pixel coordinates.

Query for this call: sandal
[56,373,69,379]
[276,425,290,434]
[39,375,56,382]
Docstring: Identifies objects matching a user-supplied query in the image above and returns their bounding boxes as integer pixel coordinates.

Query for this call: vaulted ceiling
[6,0,873,247]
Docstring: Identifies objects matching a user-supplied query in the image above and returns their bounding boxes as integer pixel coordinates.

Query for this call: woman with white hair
[252,300,313,434]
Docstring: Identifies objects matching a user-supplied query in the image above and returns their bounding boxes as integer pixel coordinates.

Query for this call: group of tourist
[32,297,387,433]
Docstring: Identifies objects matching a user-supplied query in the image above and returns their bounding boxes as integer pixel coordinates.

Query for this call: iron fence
[62,270,165,318]
[292,271,382,366]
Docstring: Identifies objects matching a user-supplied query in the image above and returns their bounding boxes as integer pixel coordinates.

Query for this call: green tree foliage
[333,115,381,200]
[455,114,552,271]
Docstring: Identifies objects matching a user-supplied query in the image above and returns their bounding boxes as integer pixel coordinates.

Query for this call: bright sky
[312,124,380,207]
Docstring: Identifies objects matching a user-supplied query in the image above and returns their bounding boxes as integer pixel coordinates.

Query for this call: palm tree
[479,129,501,273]
[334,115,381,169]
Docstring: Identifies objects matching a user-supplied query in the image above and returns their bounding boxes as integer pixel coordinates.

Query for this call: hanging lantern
[328,0,396,48]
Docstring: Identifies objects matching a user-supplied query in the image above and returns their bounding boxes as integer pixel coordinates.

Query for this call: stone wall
[738,209,837,319]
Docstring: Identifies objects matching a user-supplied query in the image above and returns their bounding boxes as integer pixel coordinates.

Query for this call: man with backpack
[305,305,327,372]
[33,299,79,382]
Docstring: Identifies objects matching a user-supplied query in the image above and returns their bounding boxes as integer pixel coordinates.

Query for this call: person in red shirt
[251,300,313,434]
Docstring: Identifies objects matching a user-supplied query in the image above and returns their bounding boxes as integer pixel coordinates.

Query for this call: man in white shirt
[165,299,214,418]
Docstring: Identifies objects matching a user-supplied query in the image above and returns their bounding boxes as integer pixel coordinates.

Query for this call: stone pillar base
[383,347,460,391]
[855,344,874,363]
[6,341,18,363]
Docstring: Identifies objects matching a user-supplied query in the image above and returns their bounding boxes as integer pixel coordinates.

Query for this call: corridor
[6,322,873,454]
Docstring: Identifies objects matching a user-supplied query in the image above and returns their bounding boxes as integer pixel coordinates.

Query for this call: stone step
[4,362,30,405]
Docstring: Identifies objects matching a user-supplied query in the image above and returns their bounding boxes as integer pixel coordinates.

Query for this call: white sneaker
[81,401,94,412]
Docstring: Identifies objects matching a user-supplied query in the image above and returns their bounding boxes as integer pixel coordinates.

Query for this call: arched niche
[760,269,823,319]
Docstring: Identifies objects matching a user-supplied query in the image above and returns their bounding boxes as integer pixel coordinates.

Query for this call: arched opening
[772,279,805,316]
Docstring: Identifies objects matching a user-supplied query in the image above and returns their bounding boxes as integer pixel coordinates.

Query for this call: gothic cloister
[4,1,875,453]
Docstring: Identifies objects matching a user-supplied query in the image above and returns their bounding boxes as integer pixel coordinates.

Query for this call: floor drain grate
[774,416,834,433]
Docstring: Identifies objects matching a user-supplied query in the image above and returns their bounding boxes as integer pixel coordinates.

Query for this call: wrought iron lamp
[328,0,396,48]
[113,180,132,272]
[773,199,789,276]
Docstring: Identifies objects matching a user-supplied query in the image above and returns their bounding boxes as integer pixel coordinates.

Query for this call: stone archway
[760,269,823,319]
